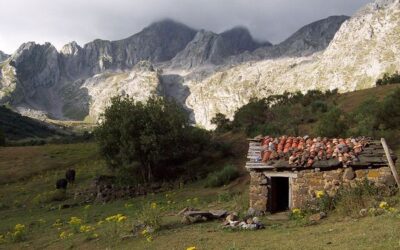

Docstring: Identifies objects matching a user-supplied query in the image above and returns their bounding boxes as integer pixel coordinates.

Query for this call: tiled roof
[246,136,397,171]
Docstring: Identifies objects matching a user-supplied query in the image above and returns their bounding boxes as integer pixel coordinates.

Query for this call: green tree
[315,107,348,137]
[95,96,210,183]
[378,88,400,129]
[211,113,232,133]
[348,98,380,136]
[0,128,5,146]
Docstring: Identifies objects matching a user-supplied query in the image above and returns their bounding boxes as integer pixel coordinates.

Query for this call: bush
[348,98,381,136]
[211,113,233,133]
[205,165,240,187]
[334,180,381,217]
[32,189,67,205]
[137,202,163,231]
[0,128,5,146]
[377,88,400,129]
[315,106,348,137]
[95,96,211,183]
[376,72,400,86]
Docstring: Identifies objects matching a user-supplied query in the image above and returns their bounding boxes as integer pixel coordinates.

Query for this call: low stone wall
[249,166,395,212]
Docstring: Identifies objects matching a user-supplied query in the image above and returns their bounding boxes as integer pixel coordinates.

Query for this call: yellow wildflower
[388,207,398,213]
[0,234,6,244]
[59,231,74,239]
[146,236,153,242]
[379,201,389,209]
[315,191,325,199]
[292,208,301,214]
[151,202,157,209]
[105,214,127,223]
[97,220,105,226]
[79,225,95,233]
[117,215,127,223]
[187,247,196,250]
[14,224,25,232]
[141,229,148,235]
[68,217,82,226]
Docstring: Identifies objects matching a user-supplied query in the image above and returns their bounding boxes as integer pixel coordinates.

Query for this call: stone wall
[249,166,395,212]
[249,172,268,212]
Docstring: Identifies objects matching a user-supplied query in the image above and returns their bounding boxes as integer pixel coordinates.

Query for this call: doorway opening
[268,177,289,213]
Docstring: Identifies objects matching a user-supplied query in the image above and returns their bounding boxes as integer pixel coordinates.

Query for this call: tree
[378,88,400,129]
[0,128,5,146]
[95,96,210,183]
[348,98,380,136]
[211,113,232,133]
[315,107,348,137]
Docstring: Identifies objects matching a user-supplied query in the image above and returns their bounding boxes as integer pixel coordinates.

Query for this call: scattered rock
[359,208,368,217]
[223,216,265,230]
[226,212,239,222]
[309,212,327,222]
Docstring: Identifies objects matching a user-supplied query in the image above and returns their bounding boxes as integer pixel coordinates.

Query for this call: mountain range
[0,0,399,128]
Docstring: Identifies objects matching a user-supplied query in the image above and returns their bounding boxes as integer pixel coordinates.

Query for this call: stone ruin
[246,136,398,213]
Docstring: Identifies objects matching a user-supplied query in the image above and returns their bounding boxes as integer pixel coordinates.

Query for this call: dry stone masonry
[247,136,398,213]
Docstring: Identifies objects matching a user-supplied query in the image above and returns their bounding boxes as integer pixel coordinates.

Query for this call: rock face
[170,27,269,69]
[251,15,350,59]
[0,51,9,62]
[186,1,400,127]
[0,0,399,126]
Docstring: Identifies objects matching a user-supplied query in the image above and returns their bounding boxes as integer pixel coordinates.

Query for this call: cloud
[0,0,371,53]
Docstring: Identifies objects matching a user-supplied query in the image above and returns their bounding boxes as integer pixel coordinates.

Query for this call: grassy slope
[0,86,400,249]
[0,106,62,141]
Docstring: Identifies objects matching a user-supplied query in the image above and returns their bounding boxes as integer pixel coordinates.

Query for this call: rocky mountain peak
[247,15,349,60]
[60,41,82,56]
[170,26,267,69]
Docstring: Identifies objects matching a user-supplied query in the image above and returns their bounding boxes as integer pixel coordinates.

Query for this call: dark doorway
[268,177,289,213]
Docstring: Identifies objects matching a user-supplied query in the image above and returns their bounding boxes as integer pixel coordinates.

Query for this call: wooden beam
[262,171,298,178]
[381,138,400,188]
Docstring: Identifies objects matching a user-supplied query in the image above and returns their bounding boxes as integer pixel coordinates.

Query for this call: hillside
[0,106,63,141]
[0,85,399,249]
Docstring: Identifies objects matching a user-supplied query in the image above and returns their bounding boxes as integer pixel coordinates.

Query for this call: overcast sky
[0,0,371,54]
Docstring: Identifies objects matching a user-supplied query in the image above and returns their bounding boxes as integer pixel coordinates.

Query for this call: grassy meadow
[0,85,400,249]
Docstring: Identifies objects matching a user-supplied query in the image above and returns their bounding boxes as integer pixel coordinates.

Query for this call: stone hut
[246,136,398,213]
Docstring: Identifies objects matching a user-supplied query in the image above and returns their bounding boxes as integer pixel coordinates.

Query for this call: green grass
[0,85,400,249]
[0,143,98,184]
[0,141,399,249]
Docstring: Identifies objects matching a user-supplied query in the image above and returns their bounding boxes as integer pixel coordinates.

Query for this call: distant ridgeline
[0,106,61,141]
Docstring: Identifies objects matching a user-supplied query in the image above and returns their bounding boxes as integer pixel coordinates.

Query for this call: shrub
[348,98,381,136]
[315,106,348,137]
[9,224,27,242]
[95,96,211,183]
[376,72,400,86]
[377,88,400,129]
[205,165,240,187]
[0,128,5,146]
[211,113,232,133]
[137,202,163,231]
[334,180,381,217]
[32,189,67,205]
